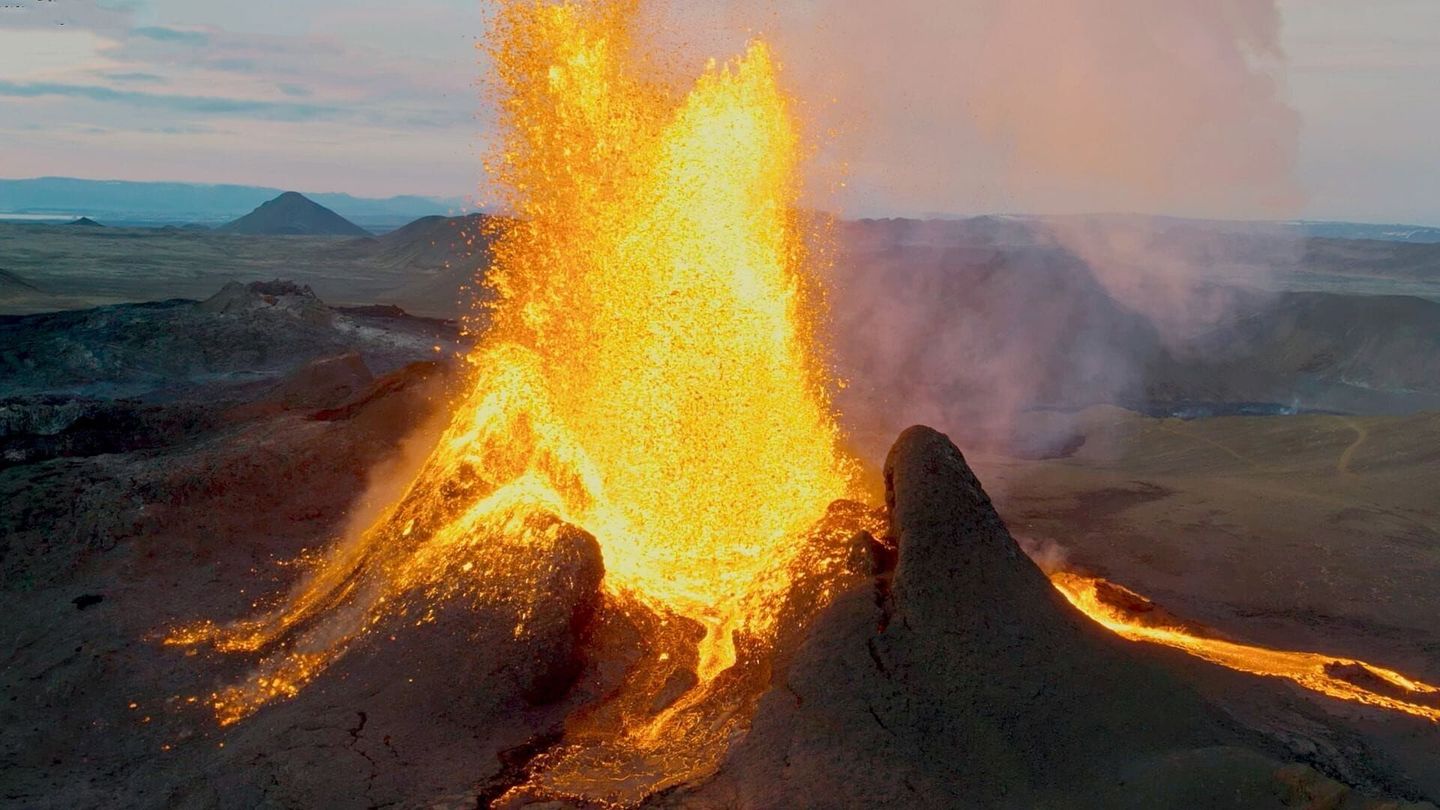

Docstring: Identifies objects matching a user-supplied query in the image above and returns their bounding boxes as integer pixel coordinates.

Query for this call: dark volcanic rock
[71,593,103,610]
[164,514,608,808]
[678,426,1431,809]
[198,279,332,325]
[0,358,516,808]
[0,281,460,401]
[0,396,218,466]
[266,352,374,410]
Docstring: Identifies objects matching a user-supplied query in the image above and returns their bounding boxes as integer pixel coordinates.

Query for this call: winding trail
[1335,416,1368,476]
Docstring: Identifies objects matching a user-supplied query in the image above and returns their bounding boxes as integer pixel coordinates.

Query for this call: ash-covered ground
[4,217,1440,808]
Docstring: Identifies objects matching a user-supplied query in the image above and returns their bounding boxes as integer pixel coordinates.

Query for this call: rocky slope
[0,280,461,468]
[4,405,1436,806]
[674,427,1437,808]
[0,279,459,399]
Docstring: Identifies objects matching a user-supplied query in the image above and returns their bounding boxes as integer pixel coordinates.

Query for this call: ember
[169,0,854,745]
[159,1,1437,807]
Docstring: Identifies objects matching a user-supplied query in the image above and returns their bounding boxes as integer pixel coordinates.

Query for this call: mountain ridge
[0,177,465,229]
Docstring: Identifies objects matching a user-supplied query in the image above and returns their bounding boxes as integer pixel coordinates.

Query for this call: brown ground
[984,407,1440,686]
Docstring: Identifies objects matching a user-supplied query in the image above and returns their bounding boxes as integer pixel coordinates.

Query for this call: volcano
[77,422,1432,808]
[219,192,370,237]
[119,2,1440,807]
[673,426,1435,807]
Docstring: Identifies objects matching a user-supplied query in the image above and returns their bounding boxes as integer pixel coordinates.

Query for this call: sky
[1,0,1437,225]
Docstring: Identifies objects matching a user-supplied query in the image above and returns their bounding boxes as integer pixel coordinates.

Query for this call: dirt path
[1335,416,1368,476]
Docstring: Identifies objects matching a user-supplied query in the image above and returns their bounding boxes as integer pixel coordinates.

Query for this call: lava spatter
[169,0,854,735]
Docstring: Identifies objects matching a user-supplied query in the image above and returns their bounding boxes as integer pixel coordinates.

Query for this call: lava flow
[1050,571,1440,722]
[163,0,1437,805]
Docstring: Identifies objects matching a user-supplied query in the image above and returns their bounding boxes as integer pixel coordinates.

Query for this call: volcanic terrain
[2,279,1438,807]
[7,0,1440,806]
[4,203,1440,809]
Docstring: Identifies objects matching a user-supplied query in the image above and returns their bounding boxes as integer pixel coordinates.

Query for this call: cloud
[0,0,486,199]
[104,71,165,83]
[679,0,1300,220]
[131,26,209,46]
[203,57,258,72]
[0,3,134,33]
[0,79,343,122]
[0,28,115,81]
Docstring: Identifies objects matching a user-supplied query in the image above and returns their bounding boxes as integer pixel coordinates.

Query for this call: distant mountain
[375,213,488,264]
[0,177,465,229]
[219,192,370,237]
[369,213,492,312]
[67,217,104,227]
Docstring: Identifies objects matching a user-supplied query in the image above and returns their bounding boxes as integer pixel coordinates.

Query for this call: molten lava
[1050,572,1440,722]
[482,0,853,677]
[165,1,1436,804]
[169,0,853,732]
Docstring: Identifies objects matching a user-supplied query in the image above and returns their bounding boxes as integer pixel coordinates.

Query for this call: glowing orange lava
[1050,571,1440,722]
[482,0,853,678]
[164,4,1436,805]
[168,0,853,726]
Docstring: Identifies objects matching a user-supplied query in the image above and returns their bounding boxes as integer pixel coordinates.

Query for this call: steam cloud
[657,0,1305,465]
[689,0,1302,219]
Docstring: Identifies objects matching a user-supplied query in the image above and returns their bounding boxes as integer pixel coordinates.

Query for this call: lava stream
[162,1,1438,806]
[1050,571,1440,722]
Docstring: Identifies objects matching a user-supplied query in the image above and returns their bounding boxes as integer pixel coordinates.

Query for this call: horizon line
[3,176,1440,230]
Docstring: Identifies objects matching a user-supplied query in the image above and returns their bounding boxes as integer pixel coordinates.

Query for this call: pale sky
[1,0,1437,224]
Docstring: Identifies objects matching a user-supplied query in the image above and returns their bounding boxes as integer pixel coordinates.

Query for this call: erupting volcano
[159,1,1440,807]
[478,0,856,675]
[170,0,863,801]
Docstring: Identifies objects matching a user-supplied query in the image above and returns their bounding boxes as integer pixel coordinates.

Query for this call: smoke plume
[656,0,1305,465]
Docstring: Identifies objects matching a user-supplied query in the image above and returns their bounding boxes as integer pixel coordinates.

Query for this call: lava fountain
[480,0,856,681]
[169,0,855,734]
[166,0,1437,803]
